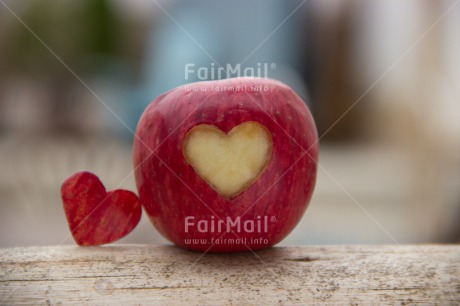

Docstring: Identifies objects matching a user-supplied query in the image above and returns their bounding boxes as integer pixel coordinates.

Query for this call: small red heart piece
[61,171,141,246]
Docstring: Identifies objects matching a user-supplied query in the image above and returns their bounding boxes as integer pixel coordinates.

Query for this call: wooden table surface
[1,245,459,305]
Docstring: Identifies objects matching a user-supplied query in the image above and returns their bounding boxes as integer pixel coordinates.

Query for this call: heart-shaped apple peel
[183,121,273,199]
[61,171,141,246]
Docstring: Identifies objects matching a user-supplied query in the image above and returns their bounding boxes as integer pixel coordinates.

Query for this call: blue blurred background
[0,0,459,247]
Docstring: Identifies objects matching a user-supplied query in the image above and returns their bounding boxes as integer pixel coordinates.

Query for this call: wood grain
[1,245,459,305]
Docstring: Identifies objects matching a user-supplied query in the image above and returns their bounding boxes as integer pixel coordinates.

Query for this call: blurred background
[0,0,459,247]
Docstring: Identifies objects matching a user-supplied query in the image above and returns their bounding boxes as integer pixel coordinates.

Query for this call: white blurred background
[0,0,459,247]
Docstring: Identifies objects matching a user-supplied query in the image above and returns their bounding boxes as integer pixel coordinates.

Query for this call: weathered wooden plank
[0,245,459,305]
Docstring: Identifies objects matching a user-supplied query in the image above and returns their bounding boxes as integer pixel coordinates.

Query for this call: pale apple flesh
[183,121,273,199]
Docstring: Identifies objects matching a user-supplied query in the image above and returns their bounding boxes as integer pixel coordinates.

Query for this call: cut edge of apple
[183,121,273,199]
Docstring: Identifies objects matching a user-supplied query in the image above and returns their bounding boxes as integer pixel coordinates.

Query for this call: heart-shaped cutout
[61,171,141,246]
[183,121,273,198]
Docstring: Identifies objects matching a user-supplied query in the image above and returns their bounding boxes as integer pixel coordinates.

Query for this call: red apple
[133,77,318,252]
[61,171,141,246]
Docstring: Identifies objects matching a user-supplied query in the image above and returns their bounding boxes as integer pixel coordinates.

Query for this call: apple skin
[61,171,142,246]
[133,77,318,252]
